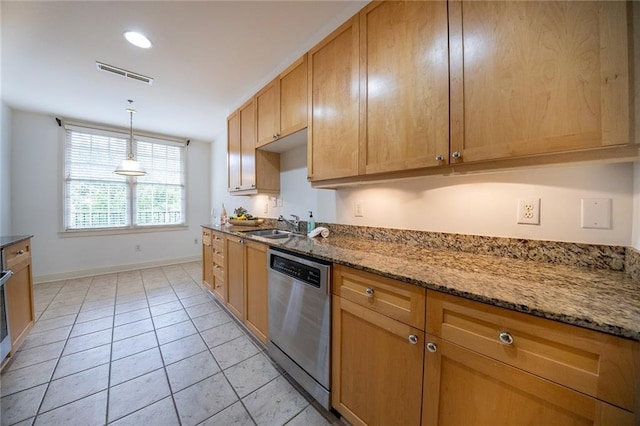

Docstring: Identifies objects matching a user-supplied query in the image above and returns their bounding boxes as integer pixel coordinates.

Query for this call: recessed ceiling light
[124,31,152,49]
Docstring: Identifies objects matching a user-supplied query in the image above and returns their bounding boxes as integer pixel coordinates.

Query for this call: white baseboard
[34,255,201,284]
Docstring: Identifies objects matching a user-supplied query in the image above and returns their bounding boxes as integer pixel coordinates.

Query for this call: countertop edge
[201,224,640,341]
[1,235,34,250]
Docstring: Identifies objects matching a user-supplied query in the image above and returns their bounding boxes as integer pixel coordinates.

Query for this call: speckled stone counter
[1,235,33,250]
[202,224,640,341]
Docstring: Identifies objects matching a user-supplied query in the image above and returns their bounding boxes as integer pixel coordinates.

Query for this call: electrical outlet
[271,197,277,208]
[194,238,198,245]
[277,197,283,207]
[264,202,269,214]
[517,198,540,225]
[354,200,364,217]
[135,244,141,252]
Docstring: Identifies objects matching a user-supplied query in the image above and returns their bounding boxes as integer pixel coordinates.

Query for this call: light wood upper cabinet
[360,0,450,174]
[279,56,308,137]
[449,0,632,164]
[228,99,280,195]
[256,79,279,147]
[256,55,308,148]
[308,16,360,181]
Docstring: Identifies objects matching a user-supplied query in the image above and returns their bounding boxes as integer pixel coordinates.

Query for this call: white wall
[211,138,634,246]
[1,102,11,235]
[10,109,211,281]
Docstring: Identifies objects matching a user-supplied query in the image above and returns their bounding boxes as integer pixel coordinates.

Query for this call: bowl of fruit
[228,207,264,226]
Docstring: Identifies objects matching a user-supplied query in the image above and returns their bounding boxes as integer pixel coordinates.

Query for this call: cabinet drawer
[210,231,225,251]
[426,290,640,412]
[202,229,212,246]
[4,240,31,270]
[333,264,425,330]
[212,264,225,283]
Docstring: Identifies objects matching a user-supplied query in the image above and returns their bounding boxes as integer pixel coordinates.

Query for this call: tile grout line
[30,276,95,424]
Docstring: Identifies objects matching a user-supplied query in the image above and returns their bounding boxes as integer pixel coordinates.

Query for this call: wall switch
[194,238,198,245]
[354,200,364,217]
[271,197,277,208]
[277,197,283,207]
[581,198,611,229]
[135,244,141,252]
[517,198,540,225]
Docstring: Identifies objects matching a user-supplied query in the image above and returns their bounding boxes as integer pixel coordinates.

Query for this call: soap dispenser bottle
[307,211,315,234]
[220,204,228,226]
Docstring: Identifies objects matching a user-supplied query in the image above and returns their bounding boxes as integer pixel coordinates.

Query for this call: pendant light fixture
[114,100,146,176]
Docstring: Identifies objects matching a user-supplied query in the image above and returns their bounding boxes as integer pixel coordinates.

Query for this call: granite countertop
[1,235,33,250]
[203,224,640,341]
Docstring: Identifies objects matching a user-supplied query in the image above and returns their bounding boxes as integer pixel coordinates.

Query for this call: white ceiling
[1,1,367,143]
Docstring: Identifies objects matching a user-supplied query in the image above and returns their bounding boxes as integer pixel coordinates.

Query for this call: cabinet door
[279,55,307,137]
[256,79,279,147]
[244,241,268,344]
[239,99,256,190]
[422,336,635,426]
[227,111,241,191]
[449,1,631,163]
[225,237,245,320]
[202,241,213,291]
[6,258,34,354]
[332,296,424,426]
[308,16,360,181]
[360,0,449,174]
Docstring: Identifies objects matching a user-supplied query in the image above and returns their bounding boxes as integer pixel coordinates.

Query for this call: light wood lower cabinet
[424,290,639,425]
[225,236,245,320]
[4,239,34,355]
[422,335,635,426]
[216,236,269,344]
[202,229,213,291]
[331,271,639,425]
[244,241,268,344]
[202,228,226,301]
[332,265,426,426]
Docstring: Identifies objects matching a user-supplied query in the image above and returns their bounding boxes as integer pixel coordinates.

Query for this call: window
[63,124,186,232]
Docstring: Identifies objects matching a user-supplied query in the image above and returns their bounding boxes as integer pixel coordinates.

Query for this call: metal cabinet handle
[408,335,419,345]
[451,151,461,159]
[499,332,514,345]
[435,154,444,162]
[365,288,374,297]
[17,250,25,255]
[426,342,437,353]
[273,133,280,139]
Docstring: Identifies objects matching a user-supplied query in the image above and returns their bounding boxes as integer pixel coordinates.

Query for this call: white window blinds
[64,124,186,231]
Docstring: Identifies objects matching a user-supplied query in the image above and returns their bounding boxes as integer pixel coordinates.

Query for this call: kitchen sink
[242,229,298,239]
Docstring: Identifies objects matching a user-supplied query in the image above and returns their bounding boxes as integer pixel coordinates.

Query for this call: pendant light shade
[115,104,146,176]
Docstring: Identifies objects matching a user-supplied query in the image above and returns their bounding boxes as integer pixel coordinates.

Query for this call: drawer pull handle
[17,250,25,255]
[408,335,418,345]
[499,332,514,345]
[365,288,374,297]
[426,342,437,353]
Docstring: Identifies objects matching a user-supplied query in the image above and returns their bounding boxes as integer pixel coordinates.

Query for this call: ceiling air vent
[96,61,154,85]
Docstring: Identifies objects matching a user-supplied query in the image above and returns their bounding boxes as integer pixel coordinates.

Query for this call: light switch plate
[581,198,611,229]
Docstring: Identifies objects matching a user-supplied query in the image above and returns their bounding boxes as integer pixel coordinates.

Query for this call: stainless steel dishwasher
[267,247,332,410]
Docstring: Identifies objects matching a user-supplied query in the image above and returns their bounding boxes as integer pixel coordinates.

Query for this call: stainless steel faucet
[278,214,300,233]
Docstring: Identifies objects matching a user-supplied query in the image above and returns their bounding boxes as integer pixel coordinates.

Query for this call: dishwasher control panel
[270,254,321,288]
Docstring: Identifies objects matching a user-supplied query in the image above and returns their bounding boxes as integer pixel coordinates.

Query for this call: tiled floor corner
[1,262,341,426]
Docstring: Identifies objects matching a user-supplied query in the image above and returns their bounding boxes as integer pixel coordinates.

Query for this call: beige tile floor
[0,262,338,426]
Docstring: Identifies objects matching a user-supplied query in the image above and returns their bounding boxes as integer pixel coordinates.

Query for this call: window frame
[60,121,188,236]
